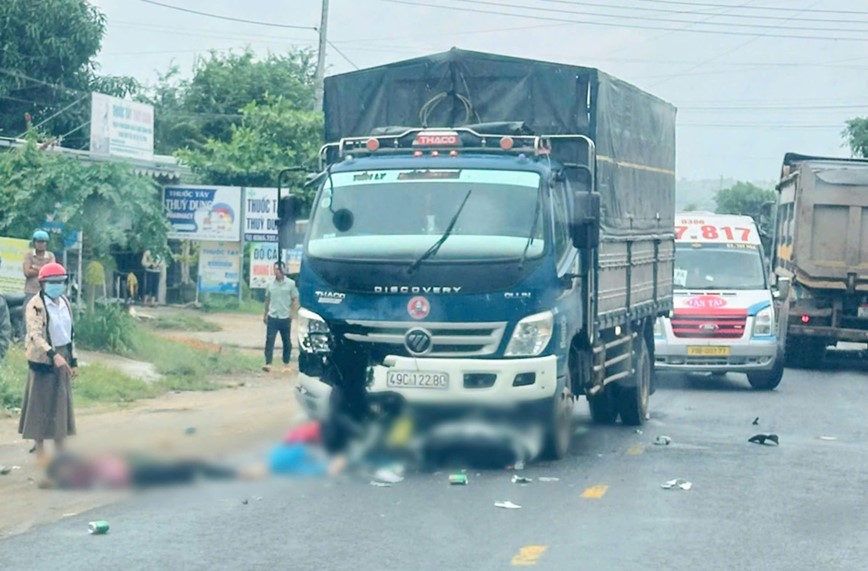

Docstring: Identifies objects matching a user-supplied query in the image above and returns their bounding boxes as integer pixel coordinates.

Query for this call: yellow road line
[511,545,548,566]
[627,444,645,456]
[581,484,609,499]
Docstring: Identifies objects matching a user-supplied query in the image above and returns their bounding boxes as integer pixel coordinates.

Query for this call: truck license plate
[859,305,868,318]
[687,346,731,357]
[386,371,449,389]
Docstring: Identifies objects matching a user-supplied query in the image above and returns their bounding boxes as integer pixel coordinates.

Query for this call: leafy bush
[76,303,136,354]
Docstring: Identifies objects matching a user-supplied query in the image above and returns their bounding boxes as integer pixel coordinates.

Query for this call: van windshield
[674,243,767,290]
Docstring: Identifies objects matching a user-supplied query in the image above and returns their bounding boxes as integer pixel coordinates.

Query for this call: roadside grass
[201,295,262,315]
[1,316,258,411]
[146,314,222,332]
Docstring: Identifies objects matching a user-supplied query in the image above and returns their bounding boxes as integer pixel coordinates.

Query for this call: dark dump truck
[770,153,868,366]
[282,49,676,460]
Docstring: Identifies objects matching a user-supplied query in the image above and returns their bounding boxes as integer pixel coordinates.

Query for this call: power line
[18,94,89,137]
[632,0,868,16]
[326,40,360,70]
[646,0,823,88]
[450,0,868,34]
[538,0,868,25]
[137,0,317,31]
[377,0,868,41]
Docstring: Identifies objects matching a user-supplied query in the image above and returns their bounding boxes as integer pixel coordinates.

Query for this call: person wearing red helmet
[19,261,77,465]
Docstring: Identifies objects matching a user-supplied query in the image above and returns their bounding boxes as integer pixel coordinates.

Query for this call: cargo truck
[771,153,868,366]
[280,49,676,459]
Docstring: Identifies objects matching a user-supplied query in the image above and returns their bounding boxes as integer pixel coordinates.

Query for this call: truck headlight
[505,311,553,357]
[752,306,774,337]
[297,308,332,353]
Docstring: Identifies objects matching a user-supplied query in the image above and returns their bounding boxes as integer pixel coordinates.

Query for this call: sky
[89,0,868,181]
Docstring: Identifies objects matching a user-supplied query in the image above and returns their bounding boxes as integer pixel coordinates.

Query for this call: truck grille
[343,320,507,357]
[671,313,747,339]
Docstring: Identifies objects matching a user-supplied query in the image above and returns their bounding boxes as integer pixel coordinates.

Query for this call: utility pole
[313,0,330,113]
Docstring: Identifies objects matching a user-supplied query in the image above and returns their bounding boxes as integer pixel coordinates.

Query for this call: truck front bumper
[654,338,778,372]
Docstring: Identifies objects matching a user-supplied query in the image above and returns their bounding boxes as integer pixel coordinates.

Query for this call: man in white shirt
[263,262,299,373]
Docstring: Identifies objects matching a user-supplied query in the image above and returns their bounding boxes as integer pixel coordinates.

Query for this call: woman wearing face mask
[19,262,77,465]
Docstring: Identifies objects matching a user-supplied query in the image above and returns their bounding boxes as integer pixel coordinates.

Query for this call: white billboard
[89,92,154,160]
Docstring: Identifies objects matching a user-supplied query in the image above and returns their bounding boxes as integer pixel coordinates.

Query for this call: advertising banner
[198,241,242,295]
[164,186,242,241]
[243,187,279,242]
[249,243,303,289]
[0,237,29,294]
[89,92,154,160]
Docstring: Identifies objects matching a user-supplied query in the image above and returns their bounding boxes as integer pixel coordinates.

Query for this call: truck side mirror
[775,276,791,300]
[277,194,304,250]
[572,191,601,249]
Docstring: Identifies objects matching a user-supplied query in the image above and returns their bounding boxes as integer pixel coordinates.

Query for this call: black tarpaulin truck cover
[323,48,677,237]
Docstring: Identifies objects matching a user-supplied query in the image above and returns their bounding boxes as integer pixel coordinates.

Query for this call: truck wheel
[588,389,618,424]
[617,336,651,426]
[542,381,573,460]
[747,354,784,390]
[785,337,825,369]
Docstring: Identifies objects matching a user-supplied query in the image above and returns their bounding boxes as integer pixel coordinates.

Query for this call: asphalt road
[2,349,866,571]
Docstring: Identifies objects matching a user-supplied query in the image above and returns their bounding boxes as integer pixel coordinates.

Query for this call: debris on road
[0,466,11,476]
[495,501,522,509]
[537,477,560,482]
[654,435,672,446]
[242,499,249,505]
[513,461,526,470]
[449,474,468,485]
[661,479,692,491]
[748,434,779,446]
[372,467,404,484]
[370,481,393,487]
[635,429,643,435]
[511,475,532,484]
[819,436,837,441]
[88,521,110,535]
[185,426,197,435]
[752,417,760,425]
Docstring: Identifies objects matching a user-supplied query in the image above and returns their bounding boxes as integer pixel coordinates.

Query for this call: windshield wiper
[518,187,542,269]
[407,189,472,274]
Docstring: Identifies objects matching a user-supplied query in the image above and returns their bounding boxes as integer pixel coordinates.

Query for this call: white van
[654,213,784,390]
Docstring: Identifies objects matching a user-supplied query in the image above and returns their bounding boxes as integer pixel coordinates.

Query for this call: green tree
[0,135,169,258]
[843,117,868,158]
[140,49,317,155]
[177,97,322,202]
[714,181,776,218]
[0,0,138,148]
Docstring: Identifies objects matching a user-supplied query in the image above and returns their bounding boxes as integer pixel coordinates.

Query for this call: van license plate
[687,346,731,356]
[387,371,449,389]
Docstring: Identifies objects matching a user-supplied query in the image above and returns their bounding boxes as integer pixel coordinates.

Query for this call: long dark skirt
[18,346,76,441]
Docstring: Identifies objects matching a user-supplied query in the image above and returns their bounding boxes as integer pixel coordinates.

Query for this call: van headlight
[505,311,554,357]
[297,308,332,353]
[752,306,774,337]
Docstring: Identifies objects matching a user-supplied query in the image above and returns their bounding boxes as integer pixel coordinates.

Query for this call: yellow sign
[0,237,29,294]
[687,346,731,357]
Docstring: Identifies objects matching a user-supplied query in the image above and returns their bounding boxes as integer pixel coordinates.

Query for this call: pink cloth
[282,421,321,444]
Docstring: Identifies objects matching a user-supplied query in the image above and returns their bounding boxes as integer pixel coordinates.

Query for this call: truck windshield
[307,169,544,261]
[674,243,767,290]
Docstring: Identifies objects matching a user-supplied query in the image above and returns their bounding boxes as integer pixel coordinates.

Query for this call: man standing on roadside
[23,230,56,307]
[263,261,298,373]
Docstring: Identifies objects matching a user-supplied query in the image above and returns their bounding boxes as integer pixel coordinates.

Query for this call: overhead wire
[136,0,317,31]
[377,0,868,41]
[450,0,868,32]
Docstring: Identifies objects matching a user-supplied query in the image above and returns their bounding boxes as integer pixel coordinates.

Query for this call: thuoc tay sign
[164,186,242,242]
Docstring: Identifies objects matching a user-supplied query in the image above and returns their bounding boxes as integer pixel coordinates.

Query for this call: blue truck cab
[281,50,676,461]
